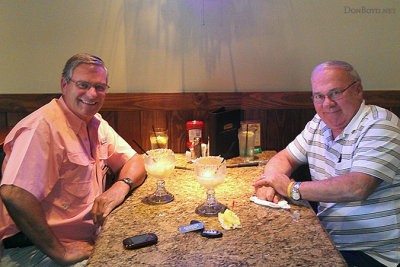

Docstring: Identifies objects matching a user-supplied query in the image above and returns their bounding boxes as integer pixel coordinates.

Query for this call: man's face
[311,68,363,137]
[61,63,107,123]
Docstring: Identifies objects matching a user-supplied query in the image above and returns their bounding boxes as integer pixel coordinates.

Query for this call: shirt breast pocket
[61,152,94,204]
[99,143,109,160]
[335,158,352,176]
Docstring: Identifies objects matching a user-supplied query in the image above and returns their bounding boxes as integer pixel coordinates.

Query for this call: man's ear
[61,77,67,95]
[357,84,363,93]
[356,82,364,98]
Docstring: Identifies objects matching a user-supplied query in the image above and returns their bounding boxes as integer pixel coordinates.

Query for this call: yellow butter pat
[218,209,242,230]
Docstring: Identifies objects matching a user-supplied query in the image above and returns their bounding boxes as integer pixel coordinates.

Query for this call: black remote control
[201,230,223,238]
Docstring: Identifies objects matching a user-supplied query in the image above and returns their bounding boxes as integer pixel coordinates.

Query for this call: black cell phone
[201,230,223,238]
[123,233,158,250]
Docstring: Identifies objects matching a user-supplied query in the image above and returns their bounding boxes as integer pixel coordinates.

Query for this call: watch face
[292,192,300,200]
[291,182,301,200]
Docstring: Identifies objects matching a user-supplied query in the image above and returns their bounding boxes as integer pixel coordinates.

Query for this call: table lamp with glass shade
[143,148,175,204]
[194,156,227,216]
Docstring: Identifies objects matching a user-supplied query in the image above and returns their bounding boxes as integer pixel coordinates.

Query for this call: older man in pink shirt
[0,53,146,266]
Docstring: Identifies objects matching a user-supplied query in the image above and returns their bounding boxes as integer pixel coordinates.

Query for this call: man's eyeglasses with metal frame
[311,80,357,104]
[69,79,110,93]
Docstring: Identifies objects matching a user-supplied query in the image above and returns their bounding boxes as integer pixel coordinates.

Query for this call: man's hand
[91,184,128,227]
[92,154,146,227]
[252,172,292,201]
[0,185,93,266]
[61,241,93,264]
[251,149,300,202]
[254,184,282,203]
[54,241,93,266]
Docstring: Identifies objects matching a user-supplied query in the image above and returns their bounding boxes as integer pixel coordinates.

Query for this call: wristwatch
[118,178,134,191]
[291,182,302,201]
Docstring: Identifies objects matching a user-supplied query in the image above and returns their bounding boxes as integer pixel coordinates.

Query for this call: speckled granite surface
[87,151,346,266]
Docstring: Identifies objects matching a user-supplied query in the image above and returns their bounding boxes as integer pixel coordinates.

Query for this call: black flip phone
[123,233,158,250]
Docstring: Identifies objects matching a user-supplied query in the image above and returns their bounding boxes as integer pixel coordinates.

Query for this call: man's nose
[86,86,98,96]
[322,95,335,105]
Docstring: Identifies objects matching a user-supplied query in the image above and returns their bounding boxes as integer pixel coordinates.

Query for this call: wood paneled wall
[1,91,400,153]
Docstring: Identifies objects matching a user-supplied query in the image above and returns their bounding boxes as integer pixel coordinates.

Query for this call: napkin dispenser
[208,107,241,159]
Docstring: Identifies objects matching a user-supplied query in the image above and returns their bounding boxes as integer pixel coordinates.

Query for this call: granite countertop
[88,151,346,266]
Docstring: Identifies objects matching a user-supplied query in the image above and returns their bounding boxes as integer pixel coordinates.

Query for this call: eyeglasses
[69,79,109,93]
[311,80,357,104]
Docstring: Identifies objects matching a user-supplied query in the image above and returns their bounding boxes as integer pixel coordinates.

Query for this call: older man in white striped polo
[253,60,400,267]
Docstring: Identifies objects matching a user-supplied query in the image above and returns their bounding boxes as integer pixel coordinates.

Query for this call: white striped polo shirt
[287,101,400,265]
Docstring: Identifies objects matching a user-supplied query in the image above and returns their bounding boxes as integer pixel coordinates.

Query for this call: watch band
[118,178,134,191]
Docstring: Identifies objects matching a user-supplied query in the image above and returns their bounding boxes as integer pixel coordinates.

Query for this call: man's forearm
[253,149,302,201]
[264,149,299,177]
[118,153,147,189]
[0,185,66,262]
[299,172,382,202]
[91,153,147,226]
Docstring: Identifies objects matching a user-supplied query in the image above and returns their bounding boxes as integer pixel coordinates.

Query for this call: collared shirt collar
[337,100,366,139]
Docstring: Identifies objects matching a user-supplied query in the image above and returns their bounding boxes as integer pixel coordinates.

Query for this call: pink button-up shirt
[0,97,135,243]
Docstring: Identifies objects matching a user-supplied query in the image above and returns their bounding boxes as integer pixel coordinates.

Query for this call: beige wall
[0,0,399,93]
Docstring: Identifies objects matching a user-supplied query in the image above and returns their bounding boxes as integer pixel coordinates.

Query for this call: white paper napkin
[250,196,290,209]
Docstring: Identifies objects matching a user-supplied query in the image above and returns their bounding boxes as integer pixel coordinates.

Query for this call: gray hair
[311,60,361,82]
[62,53,108,82]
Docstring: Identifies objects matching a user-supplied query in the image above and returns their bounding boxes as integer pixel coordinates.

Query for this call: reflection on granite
[88,151,346,266]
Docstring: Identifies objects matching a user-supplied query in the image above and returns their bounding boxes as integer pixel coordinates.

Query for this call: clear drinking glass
[238,127,255,162]
[194,156,227,217]
[150,128,168,149]
[143,148,175,204]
